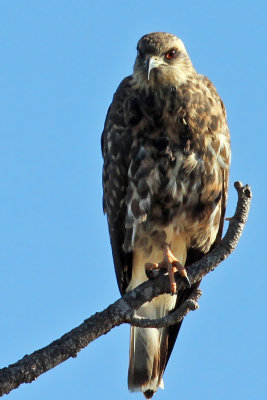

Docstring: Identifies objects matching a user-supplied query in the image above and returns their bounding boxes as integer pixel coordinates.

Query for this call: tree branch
[0,182,252,397]
[125,288,202,328]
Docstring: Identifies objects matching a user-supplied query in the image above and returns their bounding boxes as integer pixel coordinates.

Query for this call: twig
[0,182,252,397]
[124,288,202,328]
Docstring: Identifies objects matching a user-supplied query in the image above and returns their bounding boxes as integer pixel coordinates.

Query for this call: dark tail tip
[144,390,154,399]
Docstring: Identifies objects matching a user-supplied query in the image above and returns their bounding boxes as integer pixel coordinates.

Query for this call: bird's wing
[198,73,230,247]
[101,76,134,295]
[164,75,230,374]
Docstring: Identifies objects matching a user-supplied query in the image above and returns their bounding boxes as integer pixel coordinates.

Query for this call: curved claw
[145,246,190,294]
[183,275,191,288]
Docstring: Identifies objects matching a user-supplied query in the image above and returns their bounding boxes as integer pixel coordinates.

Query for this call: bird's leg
[145,244,190,294]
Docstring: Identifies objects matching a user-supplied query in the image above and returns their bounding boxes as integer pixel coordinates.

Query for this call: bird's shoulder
[177,73,230,150]
[101,75,141,156]
[196,73,227,118]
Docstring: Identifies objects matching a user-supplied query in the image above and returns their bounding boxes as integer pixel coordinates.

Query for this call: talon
[171,282,177,294]
[145,262,159,271]
[165,261,176,294]
[145,245,189,294]
[172,260,190,288]
[183,275,191,288]
[145,262,162,279]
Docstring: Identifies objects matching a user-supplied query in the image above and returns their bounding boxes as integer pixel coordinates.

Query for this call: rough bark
[0,182,252,397]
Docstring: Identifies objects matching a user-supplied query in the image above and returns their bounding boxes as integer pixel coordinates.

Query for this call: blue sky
[0,1,266,399]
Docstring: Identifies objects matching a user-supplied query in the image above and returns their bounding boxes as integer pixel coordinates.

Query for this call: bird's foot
[145,245,190,294]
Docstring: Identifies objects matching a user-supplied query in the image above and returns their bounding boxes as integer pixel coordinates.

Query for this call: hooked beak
[146,56,160,80]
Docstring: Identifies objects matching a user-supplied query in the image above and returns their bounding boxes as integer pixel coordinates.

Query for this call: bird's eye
[165,49,177,60]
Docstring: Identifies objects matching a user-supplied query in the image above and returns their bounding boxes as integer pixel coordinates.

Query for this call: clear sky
[0,1,266,399]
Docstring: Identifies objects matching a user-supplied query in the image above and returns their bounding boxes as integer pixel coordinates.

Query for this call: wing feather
[161,76,230,378]
[101,77,133,294]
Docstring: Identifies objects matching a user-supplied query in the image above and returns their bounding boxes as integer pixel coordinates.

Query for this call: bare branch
[125,288,202,328]
[0,182,252,397]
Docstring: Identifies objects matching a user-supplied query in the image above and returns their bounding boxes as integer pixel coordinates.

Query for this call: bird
[101,32,230,398]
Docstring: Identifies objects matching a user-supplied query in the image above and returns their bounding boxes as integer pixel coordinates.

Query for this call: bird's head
[133,32,195,88]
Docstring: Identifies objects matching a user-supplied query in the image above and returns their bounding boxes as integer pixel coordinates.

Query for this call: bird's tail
[128,294,176,398]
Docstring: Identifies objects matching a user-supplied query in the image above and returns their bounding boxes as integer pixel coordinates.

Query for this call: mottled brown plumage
[102,32,230,398]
